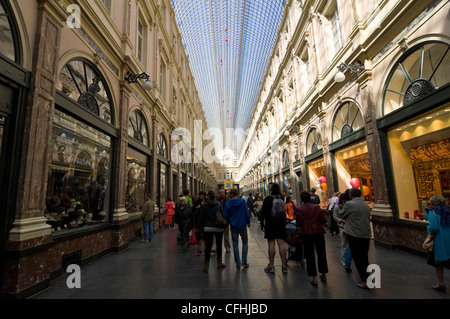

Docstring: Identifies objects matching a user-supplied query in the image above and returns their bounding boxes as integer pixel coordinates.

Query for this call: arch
[157,132,168,159]
[306,126,322,155]
[331,101,364,143]
[57,54,116,125]
[381,40,450,117]
[128,109,150,146]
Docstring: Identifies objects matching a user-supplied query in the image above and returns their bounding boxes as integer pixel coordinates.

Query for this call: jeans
[143,221,153,241]
[204,231,223,262]
[344,247,352,267]
[231,228,249,266]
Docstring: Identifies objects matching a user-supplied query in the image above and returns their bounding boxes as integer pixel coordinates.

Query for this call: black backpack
[271,195,286,220]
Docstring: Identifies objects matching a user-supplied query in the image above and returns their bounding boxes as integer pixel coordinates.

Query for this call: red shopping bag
[190,228,198,245]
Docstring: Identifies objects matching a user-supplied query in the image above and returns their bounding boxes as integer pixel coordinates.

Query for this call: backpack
[271,195,286,220]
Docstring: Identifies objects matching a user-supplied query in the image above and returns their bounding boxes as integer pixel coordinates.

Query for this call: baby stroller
[285,220,305,267]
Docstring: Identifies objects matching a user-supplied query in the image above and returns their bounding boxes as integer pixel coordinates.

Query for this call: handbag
[422,233,434,252]
[215,209,228,228]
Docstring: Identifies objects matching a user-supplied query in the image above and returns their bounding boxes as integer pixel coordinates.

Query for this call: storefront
[45,58,116,233]
[0,0,30,294]
[328,101,374,205]
[157,132,169,227]
[378,41,450,225]
[305,127,327,208]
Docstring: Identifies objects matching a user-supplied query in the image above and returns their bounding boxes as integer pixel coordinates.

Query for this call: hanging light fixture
[334,62,365,83]
[125,72,153,91]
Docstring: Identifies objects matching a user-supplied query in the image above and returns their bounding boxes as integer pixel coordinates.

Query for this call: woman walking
[260,183,288,274]
[193,191,207,256]
[198,190,226,273]
[426,195,450,292]
[173,197,193,253]
[296,191,329,286]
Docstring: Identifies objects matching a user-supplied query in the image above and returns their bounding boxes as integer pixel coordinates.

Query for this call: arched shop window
[128,110,149,146]
[157,132,169,213]
[158,133,168,159]
[57,59,114,124]
[306,127,322,155]
[0,0,19,62]
[126,110,150,214]
[46,59,116,232]
[382,42,450,116]
[331,102,364,142]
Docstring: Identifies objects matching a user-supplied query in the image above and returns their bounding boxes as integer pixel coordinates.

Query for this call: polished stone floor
[30,218,449,300]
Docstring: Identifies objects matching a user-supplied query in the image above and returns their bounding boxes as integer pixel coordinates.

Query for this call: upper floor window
[57,59,114,124]
[100,0,112,14]
[282,150,290,169]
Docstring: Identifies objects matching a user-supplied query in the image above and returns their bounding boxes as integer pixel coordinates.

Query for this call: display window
[307,157,328,209]
[126,147,148,214]
[387,103,450,222]
[334,140,374,204]
[46,110,112,232]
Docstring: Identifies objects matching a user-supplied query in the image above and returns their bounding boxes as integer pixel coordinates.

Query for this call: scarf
[433,205,450,226]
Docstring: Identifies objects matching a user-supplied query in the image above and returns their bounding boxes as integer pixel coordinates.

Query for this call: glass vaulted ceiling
[170,0,285,157]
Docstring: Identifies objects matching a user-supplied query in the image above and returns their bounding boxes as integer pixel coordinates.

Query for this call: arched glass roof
[170,0,285,154]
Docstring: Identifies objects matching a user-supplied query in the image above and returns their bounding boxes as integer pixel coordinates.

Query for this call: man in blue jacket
[224,188,251,270]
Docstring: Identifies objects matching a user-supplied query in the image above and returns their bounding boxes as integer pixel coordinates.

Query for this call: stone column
[3,1,61,296]
[318,103,335,198]
[151,112,159,229]
[359,73,397,246]
[112,84,131,224]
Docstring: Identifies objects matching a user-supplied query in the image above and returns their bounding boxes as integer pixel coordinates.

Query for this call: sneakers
[282,266,288,274]
[242,263,249,269]
[264,265,275,273]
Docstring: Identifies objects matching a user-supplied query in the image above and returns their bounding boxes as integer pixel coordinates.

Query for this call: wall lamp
[334,62,365,83]
[125,72,153,91]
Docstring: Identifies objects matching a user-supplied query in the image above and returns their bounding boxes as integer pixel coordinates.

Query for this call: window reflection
[46,110,111,232]
[0,2,16,61]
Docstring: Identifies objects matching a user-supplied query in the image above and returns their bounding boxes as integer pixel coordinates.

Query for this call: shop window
[0,0,17,62]
[307,157,327,209]
[57,59,114,124]
[126,147,148,213]
[383,42,450,116]
[128,110,149,146]
[334,140,374,204]
[306,127,322,155]
[331,101,364,142]
[387,104,450,222]
[46,110,112,231]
